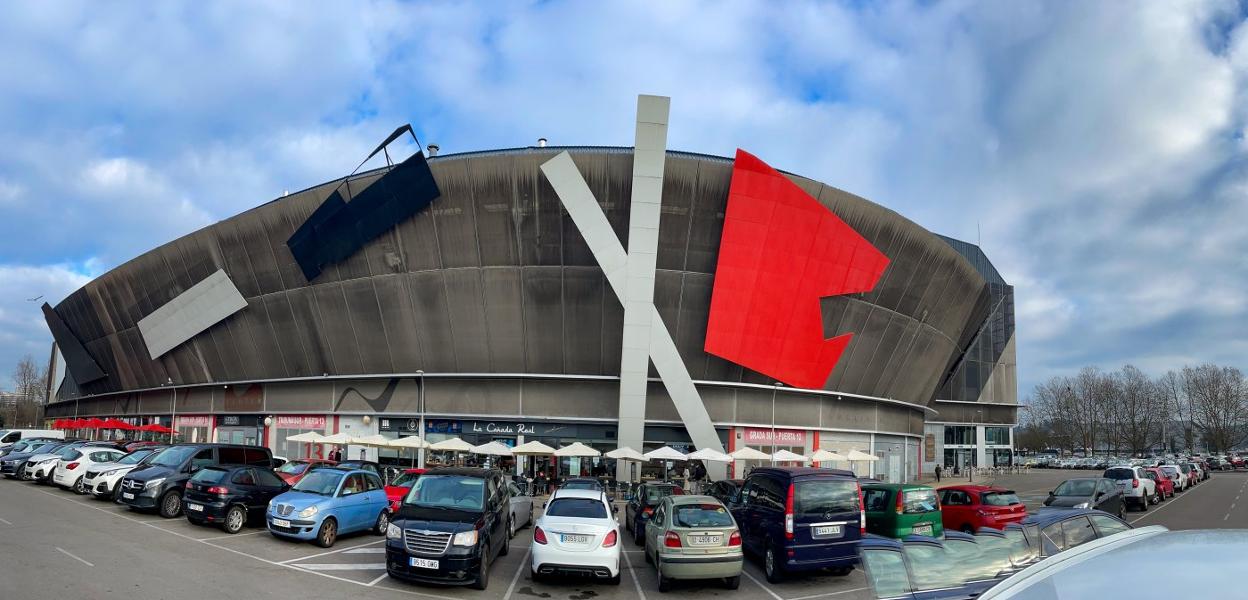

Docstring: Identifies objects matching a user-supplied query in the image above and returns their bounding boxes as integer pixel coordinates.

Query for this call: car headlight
[144,478,165,489]
[452,529,478,547]
[1074,502,1090,509]
[386,523,402,540]
[298,506,318,519]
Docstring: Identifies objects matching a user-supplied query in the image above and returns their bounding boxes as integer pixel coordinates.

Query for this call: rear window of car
[795,479,860,515]
[673,503,734,528]
[191,468,229,484]
[981,492,1020,506]
[1104,468,1134,480]
[902,489,939,514]
[63,450,83,461]
[546,498,607,518]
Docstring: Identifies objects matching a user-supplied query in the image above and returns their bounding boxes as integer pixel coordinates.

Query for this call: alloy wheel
[226,506,245,533]
[376,511,389,535]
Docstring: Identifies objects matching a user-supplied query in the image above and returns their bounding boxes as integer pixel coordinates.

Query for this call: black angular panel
[42,303,106,383]
[288,150,441,281]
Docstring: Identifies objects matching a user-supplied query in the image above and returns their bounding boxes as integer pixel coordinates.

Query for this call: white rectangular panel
[138,269,248,360]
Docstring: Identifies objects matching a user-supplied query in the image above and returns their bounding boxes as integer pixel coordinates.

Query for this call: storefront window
[944,448,976,471]
[985,427,1011,446]
[992,448,1013,467]
[175,416,212,444]
[273,416,327,460]
[817,432,872,477]
[944,426,977,446]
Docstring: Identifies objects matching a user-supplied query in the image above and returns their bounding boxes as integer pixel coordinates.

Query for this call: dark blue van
[730,467,863,582]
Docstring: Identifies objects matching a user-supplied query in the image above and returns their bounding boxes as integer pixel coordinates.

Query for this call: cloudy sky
[0,1,1245,398]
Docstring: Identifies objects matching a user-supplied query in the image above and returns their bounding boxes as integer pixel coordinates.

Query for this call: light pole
[416,370,426,468]
[770,382,782,466]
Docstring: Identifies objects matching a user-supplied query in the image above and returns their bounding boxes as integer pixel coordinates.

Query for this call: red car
[1143,467,1175,500]
[938,485,1026,533]
[1232,456,1245,470]
[385,468,425,513]
[275,458,337,485]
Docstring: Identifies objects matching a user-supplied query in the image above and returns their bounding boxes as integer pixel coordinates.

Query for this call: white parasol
[472,441,515,456]
[644,446,688,461]
[728,447,771,460]
[771,449,810,463]
[812,449,849,463]
[511,440,557,455]
[686,448,733,462]
[286,431,327,443]
[606,447,646,461]
[554,442,601,457]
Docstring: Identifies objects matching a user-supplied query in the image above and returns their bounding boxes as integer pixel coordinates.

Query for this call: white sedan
[82,447,163,499]
[54,447,128,493]
[531,489,621,585]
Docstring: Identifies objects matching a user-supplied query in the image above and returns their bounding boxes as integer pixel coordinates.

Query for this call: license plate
[272,518,291,528]
[561,534,590,544]
[122,492,135,500]
[689,535,721,546]
[814,525,843,536]
[187,503,203,512]
[410,557,439,569]
[912,524,933,536]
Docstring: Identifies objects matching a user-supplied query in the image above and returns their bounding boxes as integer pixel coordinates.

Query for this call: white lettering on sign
[743,428,807,446]
[176,415,212,428]
[275,416,327,429]
[470,422,536,435]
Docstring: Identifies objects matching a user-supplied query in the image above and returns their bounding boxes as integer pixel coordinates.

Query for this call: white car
[1159,465,1188,491]
[82,447,163,499]
[507,480,534,537]
[22,445,80,482]
[53,446,127,493]
[1103,466,1156,510]
[531,488,621,584]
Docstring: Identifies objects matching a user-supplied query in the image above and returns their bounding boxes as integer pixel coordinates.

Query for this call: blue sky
[0,1,1246,399]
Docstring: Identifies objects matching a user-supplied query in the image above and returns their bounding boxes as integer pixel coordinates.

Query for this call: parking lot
[0,478,870,600]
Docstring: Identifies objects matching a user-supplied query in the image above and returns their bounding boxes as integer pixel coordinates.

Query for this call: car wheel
[1117,506,1124,520]
[657,563,672,593]
[530,567,543,584]
[73,477,86,495]
[832,566,854,576]
[500,529,511,557]
[471,553,489,590]
[159,491,182,518]
[764,544,785,583]
[315,518,337,548]
[724,575,741,590]
[960,525,974,534]
[1139,495,1148,512]
[224,505,246,534]
[608,570,621,586]
[374,510,390,536]
[509,513,516,539]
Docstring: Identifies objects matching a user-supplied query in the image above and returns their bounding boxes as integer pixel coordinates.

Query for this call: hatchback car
[643,494,743,591]
[82,446,165,500]
[185,465,290,534]
[939,486,1026,533]
[52,446,127,493]
[0,440,63,478]
[625,482,684,545]
[275,458,337,485]
[862,484,943,538]
[731,467,864,582]
[268,468,390,547]
[1142,466,1174,500]
[531,488,621,584]
[1043,478,1124,519]
[1159,464,1189,491]
[384,468,425,513]
[1103,466,1157,511]
[1024,508,1132,557]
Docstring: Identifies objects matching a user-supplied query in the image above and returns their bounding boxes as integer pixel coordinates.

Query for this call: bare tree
[1107,366,1165,455]
[8,355,48,428]
[1157,371,1187,452]
[1182,364,1248,452]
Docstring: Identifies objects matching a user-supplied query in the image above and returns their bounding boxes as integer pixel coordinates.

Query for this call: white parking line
[740,569,783,600]
[502,548,531,600]
[344,547,387,554]
[1130,479,1208,524]
[295,563,387,571]
[1224,514,1230,521]
[789,587,869,600]
[279,539,385,564]
[56,546,95,567]
[365,572,389,586]
[620,546,648,600]
[0,517,12,525]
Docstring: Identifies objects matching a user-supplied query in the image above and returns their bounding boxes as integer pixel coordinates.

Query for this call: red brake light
[602,530,617,548]
[728,531,742,546]
[895,490,905,515]
[857,481,865,535]
[643,506,654,516]
[1132,479,1139,488]
[534,526,548,545]
[207,486,229,496]
[784,483,795,540]
[66,462,79,470]
[664,531,681,548]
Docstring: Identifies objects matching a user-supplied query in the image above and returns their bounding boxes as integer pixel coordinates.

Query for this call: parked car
[0,429,65,450]
[1142,467,1174,500]
[0,440,64,478]
[268,467,389,547]
[1159,465,1189,491]
[1103,466,1157,511]
[506,480,533,537]
[530,488,621,584]
[1024,508,1131,557]
[117,443,275,517]
[122,441,163,452]
[559,477,604,491]
[862,483,943,538]
[625,482,684,545]
[51,446,127,493]
[1190,461,1208,481]
[642,494,742,591]
[1043,478,1124,518]
[82,446,165,499]
[184,465,290,534]
[1205,456,1226,471]
[705,479,744,506]
[1231,456,1245,470]
[731,467,863,583]
[275,458,337,485]
[0,436,62,458]
[938,485,1026,533]
[315,460,382,478]
[384,468,424,513]
[22,441,92,483]
[385,467,512,589]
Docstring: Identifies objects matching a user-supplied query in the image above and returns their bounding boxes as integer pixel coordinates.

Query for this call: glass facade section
[985,426,1010,446]
[944,426,977,446]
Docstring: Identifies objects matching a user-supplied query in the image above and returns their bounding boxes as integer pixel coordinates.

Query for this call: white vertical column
[617,95,670,483]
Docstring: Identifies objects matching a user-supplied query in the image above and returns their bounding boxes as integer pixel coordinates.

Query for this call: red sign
[176,415,212,428]
[704,150,890,389]
[744,428,807,446]
[275,416,326,429]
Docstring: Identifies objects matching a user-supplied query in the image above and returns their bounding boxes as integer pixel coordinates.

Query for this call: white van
[0,429,65,449]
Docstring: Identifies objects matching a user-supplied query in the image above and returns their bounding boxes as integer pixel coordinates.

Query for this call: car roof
[1022,508,1104,526]
[859,534,903,551]
[423,467,494,478]
[669,494,721,506]
[551,488,608,500]
[748,466,856,479]
[863,483,931,491]
[940,485,1001,493]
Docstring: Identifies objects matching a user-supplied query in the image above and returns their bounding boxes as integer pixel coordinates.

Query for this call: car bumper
[267,515,321,540]
[87,477,117,497]
[656,552,742,580]
[0,462,23,476]
[532,544,620,578]
[386,545,482,586]
[783,540,860,572]
[52,470,76,487]
[185,499,231,523]
[116,487,161,509]
[26,465,53,480]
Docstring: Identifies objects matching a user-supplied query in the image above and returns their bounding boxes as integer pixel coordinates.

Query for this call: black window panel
[42,303,106,383]
[218,447,247,465]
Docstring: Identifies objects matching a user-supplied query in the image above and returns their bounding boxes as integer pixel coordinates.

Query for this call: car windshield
[546,497,607,518]
[277,461,310,475]
[292,470,344,496]
[795,480,860,515]
[982,491,1021,506]
[191,468,229,484]
[1161,466,1178,475]
[1104,468,1134,480]
[1054,480,1097,496]
[406,475,485,511]
[11,440,42,452]
[118,450,151,465]
[673,503,734,528]
[644,486,679,504]
[390,472,421,488]
[150,446,197,468]
[902,489,939,514]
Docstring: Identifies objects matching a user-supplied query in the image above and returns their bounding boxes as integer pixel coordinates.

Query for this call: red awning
[66,419,87,429]
[53,419,66,429]
[138,424,177,434]
[83,418,108,429]
[101,418,135,431]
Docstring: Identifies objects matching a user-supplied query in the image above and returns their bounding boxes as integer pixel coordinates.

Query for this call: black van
[385,467,512,590]
[117,443,274,518]
[729,467,864,582]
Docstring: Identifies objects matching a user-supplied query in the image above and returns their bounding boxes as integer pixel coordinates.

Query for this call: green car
[862,484,943,538]
[643,494,744,591]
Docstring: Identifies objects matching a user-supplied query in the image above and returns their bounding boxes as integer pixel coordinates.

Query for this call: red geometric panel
[704,149,890,389]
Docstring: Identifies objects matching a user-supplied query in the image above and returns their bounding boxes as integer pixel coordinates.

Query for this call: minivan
[729,467,864,582]
[116,443,274,518]
[0,429,64,450]
[862,483,944,538]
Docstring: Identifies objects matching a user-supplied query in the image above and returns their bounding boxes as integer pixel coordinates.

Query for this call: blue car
[267,467,391,547]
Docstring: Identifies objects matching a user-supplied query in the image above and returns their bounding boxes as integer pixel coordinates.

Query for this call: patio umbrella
[846,449,879,477]
[320,432,354,445]
[644,446,687,461]
[605,447,645,461]
[472,441,514,456]
[686,448,733,462]
[728,447,770,460]
[511,440,556,455]
[771,449,810,463]
[430,437,474,452]
[390,435,430,467]
[554,442,600,457]
[812,449,849,463]
[350,434,394,448]
[84,418,107,430]
[285,431,327,443]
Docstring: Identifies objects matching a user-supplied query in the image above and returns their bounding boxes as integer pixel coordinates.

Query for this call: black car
[0,440,64,477]
[117,443,274,518]
[184,465,290,534]
[1023,508,1132,557]
[385,467,512,590]
[705,479,743,506]
[624,482,683,545]
[1043,478,1124,518]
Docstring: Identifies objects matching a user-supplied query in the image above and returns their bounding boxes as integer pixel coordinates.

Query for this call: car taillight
[895,489,904,515]
[728,531,742,546]
[534,526,548,545]
[66,462,79,470]
[857,481,865,534]
[784,483,795,540]
[207,486,229,496]
[643,506,654,516]
[602,530,617,548]
[1132,479,1139,488]
[664,531,681,548]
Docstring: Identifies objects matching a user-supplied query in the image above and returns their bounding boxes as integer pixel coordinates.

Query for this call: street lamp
[416,370,426,468]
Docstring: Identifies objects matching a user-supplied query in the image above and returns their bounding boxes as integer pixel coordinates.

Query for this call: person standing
[934,464,942,482]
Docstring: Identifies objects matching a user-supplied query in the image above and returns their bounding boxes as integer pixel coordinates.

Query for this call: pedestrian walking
[934,464,942,482]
